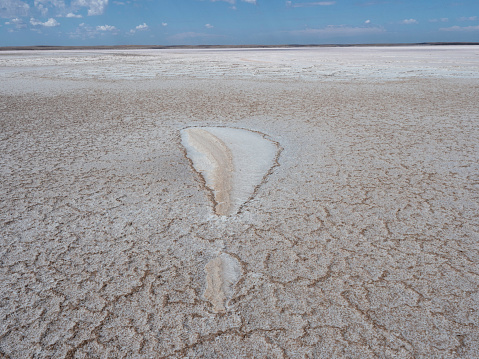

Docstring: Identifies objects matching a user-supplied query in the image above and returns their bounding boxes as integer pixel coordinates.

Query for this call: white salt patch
[181,127,278,216]
[3,47,479,86]
[203,253,242,313]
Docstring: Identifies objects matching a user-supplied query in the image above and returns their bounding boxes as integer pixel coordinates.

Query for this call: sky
[1,0,478,46]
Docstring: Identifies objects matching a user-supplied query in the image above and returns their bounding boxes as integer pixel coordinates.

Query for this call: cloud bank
[0,0,30,18]
[401,19,418,24]
[30,17,60,27]
[72,0,109,16]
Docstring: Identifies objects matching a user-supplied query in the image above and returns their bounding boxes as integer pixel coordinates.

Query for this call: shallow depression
[181,127,280,216]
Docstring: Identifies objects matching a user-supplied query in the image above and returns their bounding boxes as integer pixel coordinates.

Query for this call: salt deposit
[203,253,242,313]
[181,127,279,216]
[1,46,478,358]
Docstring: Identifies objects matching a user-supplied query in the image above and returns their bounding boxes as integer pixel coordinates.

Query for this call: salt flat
[1,46,479,358]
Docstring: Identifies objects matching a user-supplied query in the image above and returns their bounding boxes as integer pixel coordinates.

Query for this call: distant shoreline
[1,42,479,51]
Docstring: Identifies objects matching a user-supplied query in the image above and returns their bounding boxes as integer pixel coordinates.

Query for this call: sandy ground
[1,46,479,358]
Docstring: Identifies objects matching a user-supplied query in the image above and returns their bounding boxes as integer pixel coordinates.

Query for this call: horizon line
[2,42,479,51]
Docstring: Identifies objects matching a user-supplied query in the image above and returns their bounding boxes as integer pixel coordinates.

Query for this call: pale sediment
[2,47,479,358]
[181,128,234,215]
[203,253,242,313]
[181,126,278,216]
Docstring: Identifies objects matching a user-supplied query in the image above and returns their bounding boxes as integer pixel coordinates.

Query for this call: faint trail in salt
[203,253,242,313]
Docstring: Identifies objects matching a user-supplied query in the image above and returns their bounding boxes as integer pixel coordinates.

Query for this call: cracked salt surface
[1,46,479,358]
[2,46,479,85]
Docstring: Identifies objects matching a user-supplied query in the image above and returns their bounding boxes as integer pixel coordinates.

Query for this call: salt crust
[181,127,278,216]
[1,47,479,358]
[203,253,242,313]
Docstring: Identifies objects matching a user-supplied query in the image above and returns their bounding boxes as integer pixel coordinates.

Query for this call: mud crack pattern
[1,48,479,358]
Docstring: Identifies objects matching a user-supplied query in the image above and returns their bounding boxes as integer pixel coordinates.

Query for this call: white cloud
[35,4,48,15]
[96,24,115,31]
[429,18,448,23]
[289,25,385,37]
[30,17,60,26]
[43,17,59,26]
[70,22,118,38]
[135,22,148,30]
[0,0,30,18]
[69,22,92,37]
[29,17,41,25]
[66,12,82,18]
[287,1,335,7]
[162,22,168,27]
[6,17,21,24]
[130,22,148,34]
[35,0,65,8]
[14,0,110,18]
[242,0,257,3]
[440,25,479,32]
[72,0,109,16]
[401,19,418,24]
[211,0,235,4]
[205,23,214,28]
[459,16,478,21]
[364,19,370,24]
[5,16,27,29]
[34,0,66,16]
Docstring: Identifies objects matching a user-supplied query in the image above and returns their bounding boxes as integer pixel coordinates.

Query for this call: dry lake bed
[1,46,479,358]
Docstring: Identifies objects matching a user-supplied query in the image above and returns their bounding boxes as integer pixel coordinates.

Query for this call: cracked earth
[1,47,479,358]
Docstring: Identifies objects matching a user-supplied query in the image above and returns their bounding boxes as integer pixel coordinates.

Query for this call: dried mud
[1,47,479,358]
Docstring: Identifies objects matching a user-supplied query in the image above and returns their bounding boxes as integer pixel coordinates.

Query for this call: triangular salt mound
[181,127,278,216]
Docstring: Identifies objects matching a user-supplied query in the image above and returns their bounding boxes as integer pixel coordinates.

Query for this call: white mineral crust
[1,46,479,358]
[181,127,278,216]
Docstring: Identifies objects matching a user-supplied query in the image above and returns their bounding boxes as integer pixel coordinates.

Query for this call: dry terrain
[1,46,479,358]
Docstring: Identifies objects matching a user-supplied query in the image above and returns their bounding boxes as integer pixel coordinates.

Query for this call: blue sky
[1,0,478,46]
